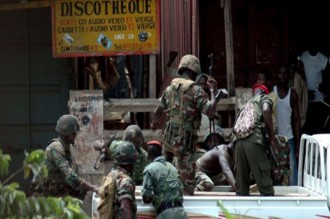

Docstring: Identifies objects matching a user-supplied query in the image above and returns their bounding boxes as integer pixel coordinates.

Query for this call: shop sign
[52,0,160,57]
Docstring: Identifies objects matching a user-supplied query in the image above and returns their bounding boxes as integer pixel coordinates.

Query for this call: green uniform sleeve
[48,146,83,190]
[141,166,154,198]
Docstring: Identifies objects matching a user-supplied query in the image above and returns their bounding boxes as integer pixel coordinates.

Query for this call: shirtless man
[195,143,236,191]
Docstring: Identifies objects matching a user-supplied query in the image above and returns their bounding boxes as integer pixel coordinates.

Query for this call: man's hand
[92,185,100,195]
[93,140,108,153]
[93,140,105,151]
[207,77,217,91]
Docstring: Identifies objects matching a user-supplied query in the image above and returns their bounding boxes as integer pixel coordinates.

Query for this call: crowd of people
[29,50,329,218]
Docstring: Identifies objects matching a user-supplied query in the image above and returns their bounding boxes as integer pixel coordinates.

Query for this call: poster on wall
[68,90,104,174]
[52,0,160,57]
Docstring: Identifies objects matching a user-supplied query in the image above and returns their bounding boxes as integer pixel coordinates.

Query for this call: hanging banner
[52,0,160,57]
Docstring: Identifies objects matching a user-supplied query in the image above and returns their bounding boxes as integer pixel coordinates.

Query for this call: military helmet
[123,125,144,147]
[114,141,138,165]
[55,114,80,136]
[178,54,201,75]
[204,125,225,150]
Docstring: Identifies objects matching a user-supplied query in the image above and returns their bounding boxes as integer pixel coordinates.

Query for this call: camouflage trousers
[195,159,214,191]
[163,141,196,195]
[271,135,291,186]
[195,160,226,191]
[42,180,86,200]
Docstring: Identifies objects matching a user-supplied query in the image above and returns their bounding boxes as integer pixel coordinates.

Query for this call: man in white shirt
[300,41,329,134]
[273,66,301,185]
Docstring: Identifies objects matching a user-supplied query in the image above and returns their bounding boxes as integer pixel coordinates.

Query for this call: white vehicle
[92,134,330,219]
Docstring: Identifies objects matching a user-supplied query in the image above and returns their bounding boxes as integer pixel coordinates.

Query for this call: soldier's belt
[156,200,183,215]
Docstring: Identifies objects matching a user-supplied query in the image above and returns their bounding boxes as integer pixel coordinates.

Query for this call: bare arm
[120,198,135,219]
[218,148,236,189]
[262,102,276,147]
[291,90,301,156]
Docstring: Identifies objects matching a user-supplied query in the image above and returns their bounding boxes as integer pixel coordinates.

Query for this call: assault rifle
[94,132,117,169]
[208,53,217,148]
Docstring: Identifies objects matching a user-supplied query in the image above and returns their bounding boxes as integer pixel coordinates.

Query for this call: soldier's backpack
[233,99,256,139]
[163,78,197,148]
[97,171,118,219]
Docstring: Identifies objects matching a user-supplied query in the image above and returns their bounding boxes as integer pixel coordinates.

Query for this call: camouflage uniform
[142,156,188,219]
[193,147,214,191]
[41,137,87,199]
[233,94,275,196]
[160,77,211,194]
[132,147,148,185]
[155,54,215,195]
[271,135,290,185]
[112,167,137,219]
[122,125,150,185]
[30,114,88,199]
[98,140,138,219]
[107,140,148,185]
[195,158,215,191]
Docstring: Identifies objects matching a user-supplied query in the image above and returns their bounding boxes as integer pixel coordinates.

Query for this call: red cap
[146,140,162,148]
[252,83,269,95]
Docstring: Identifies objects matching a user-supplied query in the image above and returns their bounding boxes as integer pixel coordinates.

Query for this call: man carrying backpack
[97,141,138,219]
[151,54,218,196]
[233,84,276,196]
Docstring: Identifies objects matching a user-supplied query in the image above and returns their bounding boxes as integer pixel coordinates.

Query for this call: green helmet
[204,125,225,150]
[109,140,121,160]
[178,54,201,75]
[114,141,138,165]
[55,114,80,136]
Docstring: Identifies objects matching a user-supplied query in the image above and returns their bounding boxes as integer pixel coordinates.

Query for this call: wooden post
[223,0,235,96]
[149,54,156,98]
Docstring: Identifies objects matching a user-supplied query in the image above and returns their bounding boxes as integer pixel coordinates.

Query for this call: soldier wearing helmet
[93,124,149,185]
[31,114,99,199]
[189,125,225,164]
[142,140,188,218]
[151,54,218,195]
[55,114,80,144]
[122,125,149,185]
[98,141,138,219]
[203,125,225,150]
[113,140,138,165]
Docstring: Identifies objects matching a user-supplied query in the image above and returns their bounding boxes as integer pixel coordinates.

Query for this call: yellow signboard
[52,0,160,57]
